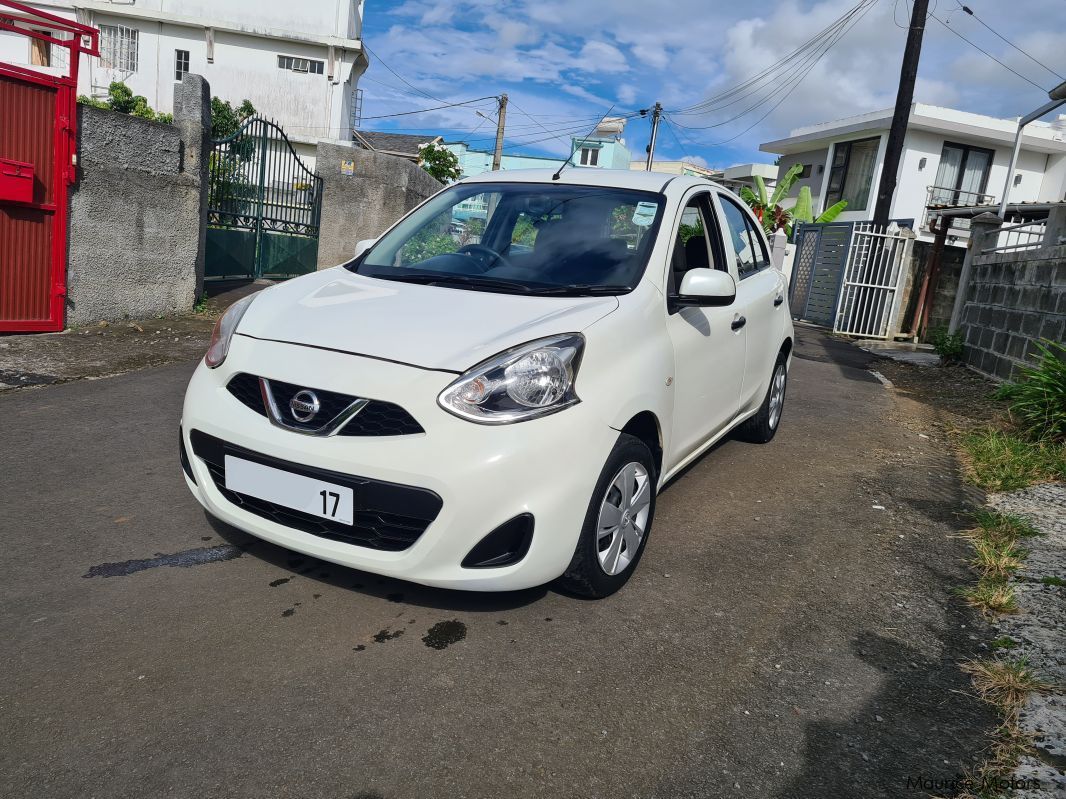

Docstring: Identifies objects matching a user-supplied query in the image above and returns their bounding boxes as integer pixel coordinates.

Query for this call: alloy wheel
[768,364,787,430]
[596,461,652,576]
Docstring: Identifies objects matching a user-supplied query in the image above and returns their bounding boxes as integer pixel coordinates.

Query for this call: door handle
[774,295,784,307]
[731,316,747,331]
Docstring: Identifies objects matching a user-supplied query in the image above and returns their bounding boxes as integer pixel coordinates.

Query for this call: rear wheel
[557,434,657,598]
[737,357,788,444]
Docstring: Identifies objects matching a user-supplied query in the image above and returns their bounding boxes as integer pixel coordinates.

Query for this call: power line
[672,0,877,116]
[952,1,1063,80]
[666,0,877,149]
[669,0,873,133]
[362,44,447,104]
[357,96,499,122]
[928,11,1048,90]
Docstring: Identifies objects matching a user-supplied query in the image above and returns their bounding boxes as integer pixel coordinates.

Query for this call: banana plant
[739,163,803,235]
[785,185,848,236]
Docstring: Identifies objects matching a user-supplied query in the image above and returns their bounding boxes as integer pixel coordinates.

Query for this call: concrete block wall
[65,75,209,325]
[958,245,1066,380]
[315,142,442,269]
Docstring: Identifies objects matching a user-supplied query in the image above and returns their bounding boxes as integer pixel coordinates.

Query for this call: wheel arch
[618,411,663,479]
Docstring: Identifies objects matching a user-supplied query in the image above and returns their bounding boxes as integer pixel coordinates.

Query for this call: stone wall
[959,244,1066,380]
[315,142,442,269]
[65,75,209,325]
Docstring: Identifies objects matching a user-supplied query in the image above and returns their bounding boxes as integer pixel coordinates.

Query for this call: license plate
[224,455,354,525]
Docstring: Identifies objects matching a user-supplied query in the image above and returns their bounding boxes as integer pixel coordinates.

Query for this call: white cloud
[360,0,1066,162]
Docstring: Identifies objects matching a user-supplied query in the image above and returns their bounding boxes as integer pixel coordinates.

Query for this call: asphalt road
[0,328,994,799]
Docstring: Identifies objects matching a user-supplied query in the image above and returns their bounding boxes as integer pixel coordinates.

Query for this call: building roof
[352,131,441,159]
[760,103,1066,156]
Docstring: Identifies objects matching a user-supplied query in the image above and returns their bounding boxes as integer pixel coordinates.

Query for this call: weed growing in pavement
[962,658,1054,717]
[930,326,965,363]
[956,510,1040,616]
[1039,576,1066,587]
[960,428,1065,492]
[193,295,209,314]
[989,637,1016,651]
[958,579,1018,615]
[952,658,1057,798]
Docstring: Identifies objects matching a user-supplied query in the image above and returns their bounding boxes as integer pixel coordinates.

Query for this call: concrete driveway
[0,328,993,798]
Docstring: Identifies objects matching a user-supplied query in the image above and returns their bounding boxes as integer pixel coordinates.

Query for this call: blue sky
[358,0,1066,169]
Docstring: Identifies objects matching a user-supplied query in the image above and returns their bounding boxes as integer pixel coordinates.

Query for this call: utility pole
[644,102,662,171]
[872,0,928,225]
[492,93,508,171]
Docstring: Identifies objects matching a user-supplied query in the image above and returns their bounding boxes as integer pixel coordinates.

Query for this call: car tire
[736,356,788,444]
[557,433,657,599]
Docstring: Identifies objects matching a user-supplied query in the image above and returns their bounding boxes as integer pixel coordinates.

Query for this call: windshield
[348,182,665,296]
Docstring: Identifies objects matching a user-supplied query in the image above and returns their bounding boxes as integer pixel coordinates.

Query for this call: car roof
[458,168,722,196]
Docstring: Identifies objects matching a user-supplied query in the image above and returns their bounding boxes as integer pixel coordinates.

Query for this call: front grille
[225,373,424,436]
[340,400,424,436]
[190,430,441,552]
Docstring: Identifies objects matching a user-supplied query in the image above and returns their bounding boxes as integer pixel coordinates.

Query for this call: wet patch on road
[83,545,243,578]
[373,628,404,643]
[422,620,466,650]
[269,577,291,587]
[281,607,296,618]
[353,644,366,652]
[0,369,62,390]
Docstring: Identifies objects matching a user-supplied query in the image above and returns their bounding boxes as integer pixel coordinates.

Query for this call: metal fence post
[948,212,1002,335]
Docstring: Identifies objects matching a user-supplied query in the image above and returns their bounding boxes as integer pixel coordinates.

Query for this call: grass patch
[1039,576,1066,587]
[990,637,1016,651]
[969,538,1026,580]
[962,658,1053,715]
[961,428,1066,492]
[958,577,1018,615]
[193,294,209,314]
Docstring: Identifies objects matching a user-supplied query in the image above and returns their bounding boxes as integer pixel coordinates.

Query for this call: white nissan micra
[180,168,793,597]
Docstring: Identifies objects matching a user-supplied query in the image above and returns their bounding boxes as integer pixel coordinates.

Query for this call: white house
[760,103,1066,243]
[0,1,368,166]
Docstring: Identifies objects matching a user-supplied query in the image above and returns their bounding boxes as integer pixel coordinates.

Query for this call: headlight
[438,334,585,424]
[204,293,258,368]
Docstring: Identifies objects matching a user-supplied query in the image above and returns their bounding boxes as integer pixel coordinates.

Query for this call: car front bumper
[180,334,617,591]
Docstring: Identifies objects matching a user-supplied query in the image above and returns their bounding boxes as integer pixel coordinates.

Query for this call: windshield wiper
[533,284,631,296]
[377,272,535,294]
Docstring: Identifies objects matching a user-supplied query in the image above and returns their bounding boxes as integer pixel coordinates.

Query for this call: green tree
[211,97,257,139]
[418,142,460,183]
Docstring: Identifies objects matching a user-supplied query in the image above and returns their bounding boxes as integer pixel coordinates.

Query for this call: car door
[663,191,746,465]
[713,192,787,412]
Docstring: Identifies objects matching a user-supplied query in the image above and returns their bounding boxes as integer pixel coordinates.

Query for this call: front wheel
[557,434,657,598]
[737,357,788,444]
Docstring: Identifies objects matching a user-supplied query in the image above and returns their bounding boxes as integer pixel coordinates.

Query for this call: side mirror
[354,238,377,259]
[671,268,736,312]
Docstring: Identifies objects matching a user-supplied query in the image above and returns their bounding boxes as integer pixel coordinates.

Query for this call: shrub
[929,326,964,363]
[77,81,171,123]
[993,340,1066,443]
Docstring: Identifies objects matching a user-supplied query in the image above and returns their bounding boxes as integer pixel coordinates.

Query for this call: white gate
[833,223,914,339]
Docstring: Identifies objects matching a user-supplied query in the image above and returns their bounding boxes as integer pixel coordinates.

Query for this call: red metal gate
[0,1,96,332]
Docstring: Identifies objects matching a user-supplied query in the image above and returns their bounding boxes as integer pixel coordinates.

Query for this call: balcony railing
[922,185,997,235]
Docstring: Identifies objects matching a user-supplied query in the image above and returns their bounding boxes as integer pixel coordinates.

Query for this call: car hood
[236,267,620,373]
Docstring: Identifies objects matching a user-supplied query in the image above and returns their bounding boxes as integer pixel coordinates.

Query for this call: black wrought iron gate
[205,117,322,280]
